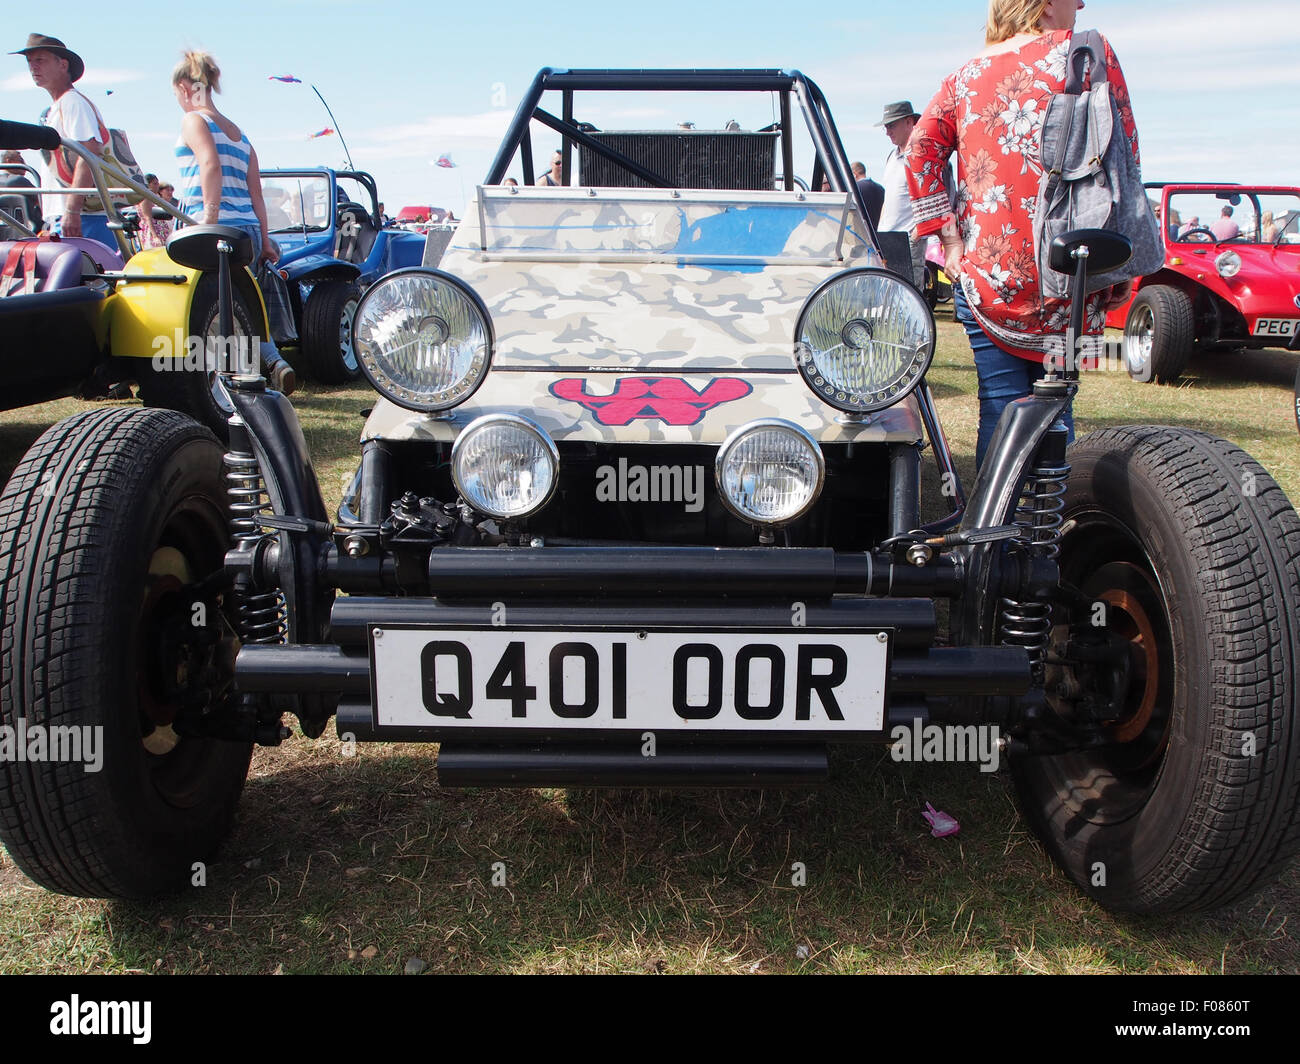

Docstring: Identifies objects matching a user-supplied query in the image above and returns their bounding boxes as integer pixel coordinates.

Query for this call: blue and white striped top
[175,115,259,229]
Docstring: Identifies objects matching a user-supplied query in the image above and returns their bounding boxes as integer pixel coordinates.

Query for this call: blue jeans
[225,222,286,369]
[953,284,1073,470]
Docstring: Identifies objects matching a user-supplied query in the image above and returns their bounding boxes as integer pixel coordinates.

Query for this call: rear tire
[137,273,258,442]
[1293,363,1299,435]
[301,279,361,383]
[1013,426,1300,913]
[1123,285,1193,384]
[0,408,251,899]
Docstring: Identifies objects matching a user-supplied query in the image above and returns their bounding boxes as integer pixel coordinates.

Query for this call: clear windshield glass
[1165,190,1300,245]
[335,175,373,214]
[261,175,332,233]
[475,187,859,262]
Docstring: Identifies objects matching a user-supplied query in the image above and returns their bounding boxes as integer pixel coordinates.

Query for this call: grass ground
[1,319,1297,974]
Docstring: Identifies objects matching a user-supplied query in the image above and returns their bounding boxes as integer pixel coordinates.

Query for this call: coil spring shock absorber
[999,425,1070,675]
[225,416,288,645]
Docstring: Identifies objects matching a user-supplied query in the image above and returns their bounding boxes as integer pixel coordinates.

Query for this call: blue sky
[2,0,1297,214]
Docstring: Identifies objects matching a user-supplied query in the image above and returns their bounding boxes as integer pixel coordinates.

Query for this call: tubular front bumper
[236,594,1032,744]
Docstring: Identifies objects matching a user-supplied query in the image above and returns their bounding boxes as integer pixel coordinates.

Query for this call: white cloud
[597,106,672,120]
[79,68,146,88]
[351,110,515,159]
[1105,2,1300,53]
[3,67,146,92]
[126,131,181,143]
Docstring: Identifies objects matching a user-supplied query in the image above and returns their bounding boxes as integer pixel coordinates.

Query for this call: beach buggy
[1115,181,1300,383]
[1,71,1297,915]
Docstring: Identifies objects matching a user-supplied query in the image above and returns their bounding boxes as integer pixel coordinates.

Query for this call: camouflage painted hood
[438,187,881,371]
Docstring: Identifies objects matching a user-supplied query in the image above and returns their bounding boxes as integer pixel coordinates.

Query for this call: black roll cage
[486,68,876,241]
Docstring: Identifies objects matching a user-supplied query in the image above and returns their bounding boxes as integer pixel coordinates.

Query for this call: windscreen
[1163,189,1300,245]
[262,174,332,233]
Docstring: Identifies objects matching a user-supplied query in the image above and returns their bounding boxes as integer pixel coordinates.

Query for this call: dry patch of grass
[2,330,1298,974]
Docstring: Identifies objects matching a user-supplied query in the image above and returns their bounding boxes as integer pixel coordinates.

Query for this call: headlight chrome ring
[1214,250,1241,279]
[715,418,825,527]
[795,266,935,413]
[353,267,493,413]
[451,414,560,521]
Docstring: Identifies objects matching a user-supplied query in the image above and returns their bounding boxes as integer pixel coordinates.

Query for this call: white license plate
[371,627,888,732]
[1252,317,1299,337]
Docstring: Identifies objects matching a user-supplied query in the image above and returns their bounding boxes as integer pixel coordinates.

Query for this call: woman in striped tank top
[172,51,295,394]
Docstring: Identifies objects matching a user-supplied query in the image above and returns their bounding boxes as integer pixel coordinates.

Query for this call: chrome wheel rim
[340,297,359,373]
[1125,304,1154,378]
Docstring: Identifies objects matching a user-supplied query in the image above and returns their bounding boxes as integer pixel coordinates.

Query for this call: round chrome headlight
[715,419,824,527]
[795,267,934,413]
[1214,250,1242,278]
[451,415,559,520]
[353,268,492,412]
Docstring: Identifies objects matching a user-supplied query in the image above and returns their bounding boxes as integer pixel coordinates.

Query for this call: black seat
[0,193,33,239]
[166,224,255,271]
[876,230,914,282]
[336,203,376,264]
[1048,228,1132,276]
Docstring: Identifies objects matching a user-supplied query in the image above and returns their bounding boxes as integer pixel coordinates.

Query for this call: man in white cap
[876,100,925,289]
[11,33,112,246]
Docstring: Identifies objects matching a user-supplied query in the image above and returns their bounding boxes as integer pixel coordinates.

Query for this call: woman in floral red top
[905,0,1141,466]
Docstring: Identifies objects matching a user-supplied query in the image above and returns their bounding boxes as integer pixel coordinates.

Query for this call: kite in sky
[435,154,456,169]
[271,76,356,168]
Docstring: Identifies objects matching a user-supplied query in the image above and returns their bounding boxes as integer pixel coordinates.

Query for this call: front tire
[1123,285,1194,384]
[0,408,252,899]
[301,279,361,383]
[1013,426,1300,913]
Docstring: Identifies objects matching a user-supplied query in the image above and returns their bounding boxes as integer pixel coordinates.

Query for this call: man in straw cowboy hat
[11,33,114,247]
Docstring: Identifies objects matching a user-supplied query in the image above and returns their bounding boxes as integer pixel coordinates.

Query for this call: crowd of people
[6,33,295,394]
[5,35,246,255]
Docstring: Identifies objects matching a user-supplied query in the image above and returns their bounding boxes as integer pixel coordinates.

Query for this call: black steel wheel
[1293,362,1299,435]
[1013,425,1300,913]
[0,408,251,899]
